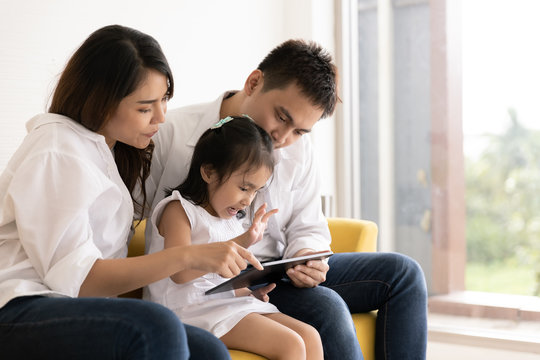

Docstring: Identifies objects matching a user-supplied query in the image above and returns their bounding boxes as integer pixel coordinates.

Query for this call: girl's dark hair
[170,116,274,206]
[48,25,174,218]
[257,39,338,119]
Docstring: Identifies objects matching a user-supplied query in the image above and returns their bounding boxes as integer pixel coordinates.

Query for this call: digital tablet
[205,251,333,295]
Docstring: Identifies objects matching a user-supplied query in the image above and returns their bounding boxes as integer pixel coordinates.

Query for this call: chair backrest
[128,219,147,257]
[327,217,378,253]
[129,218,379,257]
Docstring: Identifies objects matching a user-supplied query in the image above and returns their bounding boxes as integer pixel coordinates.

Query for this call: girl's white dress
[143,190,279,337]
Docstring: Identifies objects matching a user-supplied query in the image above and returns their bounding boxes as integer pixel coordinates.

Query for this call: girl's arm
[158,200,209,283]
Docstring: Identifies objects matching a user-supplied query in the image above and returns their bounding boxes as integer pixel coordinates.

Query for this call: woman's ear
[244,69,263,96]
[200,165,215,184]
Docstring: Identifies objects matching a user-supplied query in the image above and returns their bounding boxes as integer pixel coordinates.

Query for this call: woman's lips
[144,130,158,138]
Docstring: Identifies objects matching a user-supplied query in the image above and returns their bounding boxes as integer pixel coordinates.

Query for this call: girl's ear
[200,165,215,184]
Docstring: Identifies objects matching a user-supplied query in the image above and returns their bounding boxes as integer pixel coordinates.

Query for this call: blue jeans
[269,252,427,360]
[0,296,230,360]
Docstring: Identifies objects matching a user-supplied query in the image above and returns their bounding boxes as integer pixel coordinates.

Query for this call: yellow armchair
[126,217,378,360]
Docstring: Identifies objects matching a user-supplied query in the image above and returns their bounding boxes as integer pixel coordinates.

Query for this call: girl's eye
[240,187,248,192]
[139,109,151,114]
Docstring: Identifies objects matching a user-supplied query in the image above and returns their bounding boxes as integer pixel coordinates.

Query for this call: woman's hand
[185,241,263,278]
[236,203,278,248]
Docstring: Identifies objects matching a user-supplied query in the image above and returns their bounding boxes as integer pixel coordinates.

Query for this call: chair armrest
[327,217,378,253]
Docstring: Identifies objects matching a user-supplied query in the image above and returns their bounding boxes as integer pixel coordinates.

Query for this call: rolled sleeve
[44,240,102,297]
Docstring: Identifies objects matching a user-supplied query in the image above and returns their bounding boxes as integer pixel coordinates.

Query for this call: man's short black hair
[257,39,338,119]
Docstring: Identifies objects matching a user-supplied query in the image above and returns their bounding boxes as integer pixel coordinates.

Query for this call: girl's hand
[244,203,278,247]
[234,283,276,302]
[250,283,276,302]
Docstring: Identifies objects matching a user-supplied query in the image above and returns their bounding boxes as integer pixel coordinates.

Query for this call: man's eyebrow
[279,106,311,134]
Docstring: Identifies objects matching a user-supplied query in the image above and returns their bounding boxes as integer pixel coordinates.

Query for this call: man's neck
[219,91,243,119]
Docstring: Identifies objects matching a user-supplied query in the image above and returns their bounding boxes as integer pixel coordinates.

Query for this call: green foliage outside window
[466,109,540,296]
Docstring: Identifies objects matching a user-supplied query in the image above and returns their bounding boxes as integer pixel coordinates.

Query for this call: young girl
[145,115,323,359]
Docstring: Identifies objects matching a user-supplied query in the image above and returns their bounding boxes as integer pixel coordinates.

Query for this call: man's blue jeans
[269,252,428,360]
[0,296,230,360]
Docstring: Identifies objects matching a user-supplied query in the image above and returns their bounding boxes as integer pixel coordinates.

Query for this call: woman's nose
[152,102,166,124]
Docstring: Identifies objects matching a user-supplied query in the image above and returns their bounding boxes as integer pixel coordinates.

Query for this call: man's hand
[286,249,330,288]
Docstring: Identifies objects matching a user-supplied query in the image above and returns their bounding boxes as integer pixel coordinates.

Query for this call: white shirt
[147,92,331,261]
[0,114,133,309]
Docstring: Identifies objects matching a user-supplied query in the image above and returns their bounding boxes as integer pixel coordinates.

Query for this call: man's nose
[272,129,290,146]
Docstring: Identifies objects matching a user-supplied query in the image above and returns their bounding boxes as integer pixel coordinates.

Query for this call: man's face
[241,79,324,149]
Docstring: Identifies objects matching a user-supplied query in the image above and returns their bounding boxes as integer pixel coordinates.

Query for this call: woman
[0,25,259,359]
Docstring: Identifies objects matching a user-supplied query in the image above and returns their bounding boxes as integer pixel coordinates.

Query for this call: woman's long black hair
[49,25,174,218]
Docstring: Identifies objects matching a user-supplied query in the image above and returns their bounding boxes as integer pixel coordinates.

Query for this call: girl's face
[99,69,169,149]
[203,165,272,219]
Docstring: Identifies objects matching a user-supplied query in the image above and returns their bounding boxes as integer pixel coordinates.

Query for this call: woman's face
[99,69,169,149]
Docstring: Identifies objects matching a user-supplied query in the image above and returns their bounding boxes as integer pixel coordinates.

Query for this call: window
[336,0,540,318]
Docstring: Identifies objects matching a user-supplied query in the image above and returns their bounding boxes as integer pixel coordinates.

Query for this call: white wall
[0,0,336,200]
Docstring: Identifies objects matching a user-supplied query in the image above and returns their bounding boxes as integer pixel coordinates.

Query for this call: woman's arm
[79,239,261,297]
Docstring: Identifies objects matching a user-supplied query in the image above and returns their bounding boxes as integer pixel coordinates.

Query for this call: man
[147,39,427,359]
